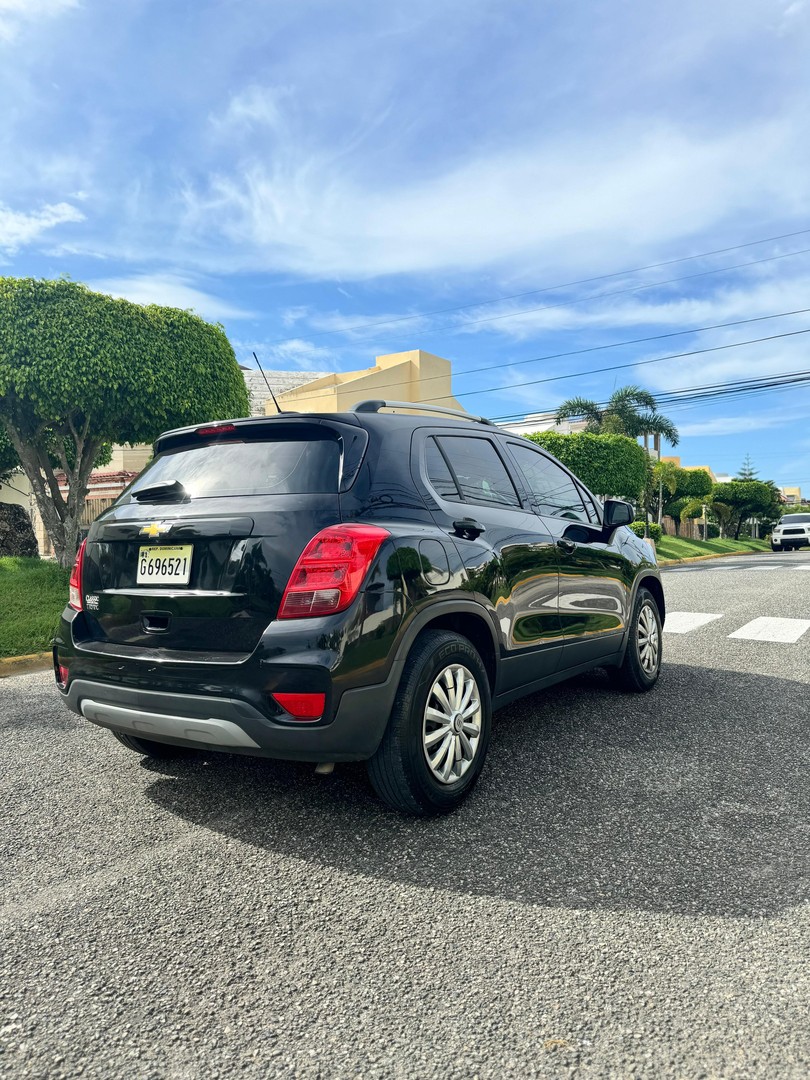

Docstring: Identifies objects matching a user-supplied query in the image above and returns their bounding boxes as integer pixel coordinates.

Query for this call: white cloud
[181,119,810,280]
[88,273,253,320]
[451,268,810,340]
[0,0,77,41]
[676,411,803,437]
[211,85,291,133]
[231,336,337,371]
[0,200,84,252]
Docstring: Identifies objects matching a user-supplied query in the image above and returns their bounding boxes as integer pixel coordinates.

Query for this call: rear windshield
[780,514,810,524]
[127,438,339,499]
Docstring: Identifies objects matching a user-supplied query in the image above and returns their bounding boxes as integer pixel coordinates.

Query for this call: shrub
[526,431,647,500]
[629,521,662,542]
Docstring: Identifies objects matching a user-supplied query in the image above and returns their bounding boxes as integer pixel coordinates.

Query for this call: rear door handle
[453,518,485,539]
[556,538,577,555]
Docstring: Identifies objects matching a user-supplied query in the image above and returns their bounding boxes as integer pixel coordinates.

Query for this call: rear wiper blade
[132,479,189,503]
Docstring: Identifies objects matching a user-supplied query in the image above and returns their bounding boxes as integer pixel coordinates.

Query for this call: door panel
[541,519,633,662]
[502,439,632,665]
[417,433,563,689]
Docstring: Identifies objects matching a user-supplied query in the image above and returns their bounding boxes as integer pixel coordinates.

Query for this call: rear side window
[507,442,590,522]
[425,438,462,501]
[128,438,339,499]
[433,436,521,508]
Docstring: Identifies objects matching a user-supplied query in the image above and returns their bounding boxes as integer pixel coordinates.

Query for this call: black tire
[609,587,662,693]
[771,543,782,552]
[113,731,192,759]
[367,629,492,816]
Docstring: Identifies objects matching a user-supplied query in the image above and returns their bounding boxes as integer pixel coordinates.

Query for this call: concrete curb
[658,549,770,567]
[0,652,52,679]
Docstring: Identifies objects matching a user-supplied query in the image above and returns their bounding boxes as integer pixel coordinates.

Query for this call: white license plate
[136,544,193,585]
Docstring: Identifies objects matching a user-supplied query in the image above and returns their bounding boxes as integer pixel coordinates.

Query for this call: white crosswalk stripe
[664,611,810,642]
[728,617,810,643]
[663,612,724,634]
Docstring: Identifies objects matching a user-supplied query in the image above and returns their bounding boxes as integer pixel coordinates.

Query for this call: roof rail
[351,399,495,426]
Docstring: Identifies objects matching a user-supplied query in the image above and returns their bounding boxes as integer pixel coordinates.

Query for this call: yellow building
[661,456,717,482]
[267,349,463,416]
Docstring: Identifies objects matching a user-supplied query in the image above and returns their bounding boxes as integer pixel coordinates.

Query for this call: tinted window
[508,443,590,521]
[435,437,521,508]
[127,438,339,499]
[780,514,810,524]
[425,438,462,501]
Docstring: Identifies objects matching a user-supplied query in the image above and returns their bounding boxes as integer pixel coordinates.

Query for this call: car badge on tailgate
[139,521,172,539]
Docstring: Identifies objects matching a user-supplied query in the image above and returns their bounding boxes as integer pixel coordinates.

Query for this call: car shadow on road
[143,662,809,918]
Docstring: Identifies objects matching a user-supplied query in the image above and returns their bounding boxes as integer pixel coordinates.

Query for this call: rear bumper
[62,674,401,761]
[54,600,405,762]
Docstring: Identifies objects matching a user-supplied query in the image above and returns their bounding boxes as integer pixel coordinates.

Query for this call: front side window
[507,443,590,522]
[433,436,521,508]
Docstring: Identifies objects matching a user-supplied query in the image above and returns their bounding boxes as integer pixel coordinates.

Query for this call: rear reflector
[69,538,87,611]
[272,692,326,721]
[278,524,390,619]
[55,662,69,690]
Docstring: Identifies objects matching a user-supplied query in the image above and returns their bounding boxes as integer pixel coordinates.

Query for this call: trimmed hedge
[629,521,662,542]
[526,431,647,499]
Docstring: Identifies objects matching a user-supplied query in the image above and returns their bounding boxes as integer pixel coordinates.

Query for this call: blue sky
[1,0,810,492]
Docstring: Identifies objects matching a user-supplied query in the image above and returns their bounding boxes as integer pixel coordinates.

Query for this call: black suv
[55,401,664,814]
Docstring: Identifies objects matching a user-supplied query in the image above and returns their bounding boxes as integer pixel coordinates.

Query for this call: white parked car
[771,513,810,551]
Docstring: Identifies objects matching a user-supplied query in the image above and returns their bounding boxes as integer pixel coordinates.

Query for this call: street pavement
[1,551,808,1078]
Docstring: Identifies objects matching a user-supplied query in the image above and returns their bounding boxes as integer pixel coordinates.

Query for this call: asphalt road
[1,551,808,1079]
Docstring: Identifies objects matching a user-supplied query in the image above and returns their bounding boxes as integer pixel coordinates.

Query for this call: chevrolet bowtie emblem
[139,521,172,538]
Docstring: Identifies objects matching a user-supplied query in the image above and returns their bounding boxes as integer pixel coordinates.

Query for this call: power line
[278,306,810,407]
[263,225,810,346]
[453,326,810,403]
[489,368,810,423]
[415,245,810,340]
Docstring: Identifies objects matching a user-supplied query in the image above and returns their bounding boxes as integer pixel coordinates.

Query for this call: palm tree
[555,385,679,446]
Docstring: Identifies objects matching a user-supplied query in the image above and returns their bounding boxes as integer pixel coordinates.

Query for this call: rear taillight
[68,538,87,611]
[278,524,390,619]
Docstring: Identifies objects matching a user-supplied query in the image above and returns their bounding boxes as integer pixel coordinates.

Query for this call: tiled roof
[242,369,332,417]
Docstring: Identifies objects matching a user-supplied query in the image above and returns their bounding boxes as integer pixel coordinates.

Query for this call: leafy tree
[526,430,648,499]
[709,480,783,540]
[0,427,18,484]
[0,278,249,567]
[555,385,679,446]
[680,497,734,539]
[648,458,680,527]
[661,467,712,534]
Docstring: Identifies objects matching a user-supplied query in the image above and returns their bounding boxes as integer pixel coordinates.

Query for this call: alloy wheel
[637,601,660,675]
[422,663,482,785]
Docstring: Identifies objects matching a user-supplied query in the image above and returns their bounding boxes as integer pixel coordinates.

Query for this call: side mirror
[603,499,634,528]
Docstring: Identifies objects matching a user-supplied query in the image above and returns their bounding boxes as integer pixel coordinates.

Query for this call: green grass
[655,536,770,563]
[0,557,70,658]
